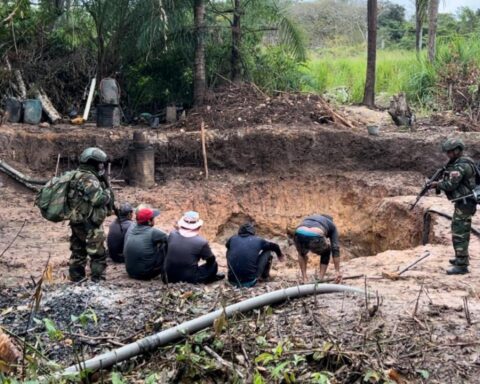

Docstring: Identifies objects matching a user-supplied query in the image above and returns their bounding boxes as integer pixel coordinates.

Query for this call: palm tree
[427,0,439,62]
[210,0,306,82]
[194,0,207,105]
[415,0,428,52]
[363,0,377,107]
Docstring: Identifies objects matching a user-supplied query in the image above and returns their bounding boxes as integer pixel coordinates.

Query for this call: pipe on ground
[0,159,48,191]
[63,283,364,375]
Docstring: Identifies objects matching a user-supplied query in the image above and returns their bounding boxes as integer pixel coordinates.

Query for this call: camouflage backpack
[35,171,78,222]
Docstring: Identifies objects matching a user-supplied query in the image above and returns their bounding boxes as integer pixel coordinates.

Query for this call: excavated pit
[0,121,455,280]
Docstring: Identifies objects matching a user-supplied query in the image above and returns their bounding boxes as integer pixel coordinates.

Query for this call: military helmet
[442,138,465,152]
[79,147,108,164]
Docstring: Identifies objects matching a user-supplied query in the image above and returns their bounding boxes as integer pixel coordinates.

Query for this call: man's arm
[329,224,341,258]
[329,224,342,282]
[261,240,284,260]
[151,229,168,244]
[200,243,216,264]
[436,163,470,192]
[82,175,110,207]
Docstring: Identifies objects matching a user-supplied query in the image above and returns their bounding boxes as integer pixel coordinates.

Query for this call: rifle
[106,162,123,234]
[450,185,480,203]
[410,166,446,210]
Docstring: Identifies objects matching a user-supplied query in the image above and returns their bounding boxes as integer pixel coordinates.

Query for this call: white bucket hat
[178,211,204,230]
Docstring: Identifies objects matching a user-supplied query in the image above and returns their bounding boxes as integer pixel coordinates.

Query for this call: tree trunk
[363,0,377,108]
[193,0,206,106]
[231,0,242,82]
[428,0,439,62]
[415,0,423,52]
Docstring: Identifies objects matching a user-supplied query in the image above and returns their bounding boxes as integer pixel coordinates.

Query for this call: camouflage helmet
[442,138,465,152]
[79,147,108,164]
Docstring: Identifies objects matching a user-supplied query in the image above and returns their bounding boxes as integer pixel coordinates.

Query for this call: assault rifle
[410,166,446,210]
[450,185,480,203]
[105,162,123,233]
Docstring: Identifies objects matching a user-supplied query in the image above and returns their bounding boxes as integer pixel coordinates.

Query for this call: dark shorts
[294,233,331,265]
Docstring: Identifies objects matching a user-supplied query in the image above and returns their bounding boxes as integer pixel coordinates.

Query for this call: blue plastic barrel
[23,99,42,124]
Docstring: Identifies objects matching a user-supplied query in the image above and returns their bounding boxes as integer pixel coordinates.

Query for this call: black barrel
[96,105,121,127]
[127,131,155,188]
[5,98,22,123]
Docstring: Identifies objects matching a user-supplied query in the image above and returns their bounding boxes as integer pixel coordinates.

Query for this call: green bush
[250,45,304,92]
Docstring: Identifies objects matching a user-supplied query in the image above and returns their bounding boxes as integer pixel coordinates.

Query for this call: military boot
[449,258,459,266]
[447,256,469,274]
[447,265,469,275]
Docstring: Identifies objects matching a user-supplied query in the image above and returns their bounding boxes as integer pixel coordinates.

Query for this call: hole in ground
[213,175,423,259]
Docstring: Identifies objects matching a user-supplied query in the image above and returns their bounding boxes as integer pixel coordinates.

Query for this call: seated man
[107,202,134,263]
[294,214,342,283]
[164,211,224,284]
[124,207,168,280]
[227,223,284,287]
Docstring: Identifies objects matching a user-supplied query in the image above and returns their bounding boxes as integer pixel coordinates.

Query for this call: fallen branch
[204,345,244,379]
[34,88,61,123]
[0,219,27,258]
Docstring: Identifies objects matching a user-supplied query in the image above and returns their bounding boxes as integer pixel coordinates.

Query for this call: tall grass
[301,48,422,103]
[301,36,480,108]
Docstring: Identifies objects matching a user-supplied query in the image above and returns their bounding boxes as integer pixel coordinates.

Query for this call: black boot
[446,265,469,275]
[449,258,459,266]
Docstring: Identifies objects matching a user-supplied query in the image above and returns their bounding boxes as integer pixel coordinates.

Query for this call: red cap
[136,208,160,224]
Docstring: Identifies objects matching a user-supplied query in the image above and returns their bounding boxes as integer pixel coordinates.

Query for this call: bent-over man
[294,214,342,283]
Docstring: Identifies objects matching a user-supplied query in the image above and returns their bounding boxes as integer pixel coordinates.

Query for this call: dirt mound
[178,83,355,131]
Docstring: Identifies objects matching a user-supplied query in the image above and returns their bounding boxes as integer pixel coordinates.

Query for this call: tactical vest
[443,156,476,202]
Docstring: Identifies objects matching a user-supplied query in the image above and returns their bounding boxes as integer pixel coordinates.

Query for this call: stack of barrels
[4,98,42,125]
[97,78,121,128]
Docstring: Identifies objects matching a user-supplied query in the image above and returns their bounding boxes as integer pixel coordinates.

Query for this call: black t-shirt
[124,224,168,278]
[164,230,215,283]
[107,218,133,262]
[226,234,281,283]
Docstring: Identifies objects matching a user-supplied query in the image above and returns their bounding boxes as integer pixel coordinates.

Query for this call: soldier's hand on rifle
[429,181,439,189]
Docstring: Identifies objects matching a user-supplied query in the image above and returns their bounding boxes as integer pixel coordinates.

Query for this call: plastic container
[99,78,120,105]
[96,105,121,127]
[22,99,42,124]
[4,98,22,123]
[367,125,380,136]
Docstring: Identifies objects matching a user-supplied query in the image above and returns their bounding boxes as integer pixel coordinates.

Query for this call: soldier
[430,138,477,275]
[68,147,114,282]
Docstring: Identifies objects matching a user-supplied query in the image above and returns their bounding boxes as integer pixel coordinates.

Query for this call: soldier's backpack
[35,171,78,222]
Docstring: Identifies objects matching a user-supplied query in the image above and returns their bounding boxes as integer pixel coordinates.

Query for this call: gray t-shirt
[124,224,168,278]
[298,214,340,257]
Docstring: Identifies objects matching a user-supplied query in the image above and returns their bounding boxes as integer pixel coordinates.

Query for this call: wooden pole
[201,120,209,180]
[83,78,96,121]
[54,154,61,177]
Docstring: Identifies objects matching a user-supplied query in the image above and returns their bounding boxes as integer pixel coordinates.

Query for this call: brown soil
[1,110,480,382]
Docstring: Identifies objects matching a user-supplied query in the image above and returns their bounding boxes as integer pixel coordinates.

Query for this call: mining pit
[1,118,480,383]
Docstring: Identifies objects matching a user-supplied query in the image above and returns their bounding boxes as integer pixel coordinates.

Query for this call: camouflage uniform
[68,164,113,281]
[437,156,477,266]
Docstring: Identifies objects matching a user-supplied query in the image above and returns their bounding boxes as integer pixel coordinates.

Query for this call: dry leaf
[181,291,193,300]
[387,368,408,384]
[0,330,21,373]
[213,312,227,336]
[44,264,53,283]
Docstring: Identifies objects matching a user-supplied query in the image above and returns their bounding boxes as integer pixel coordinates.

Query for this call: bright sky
[395,0,480,16]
